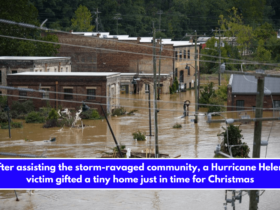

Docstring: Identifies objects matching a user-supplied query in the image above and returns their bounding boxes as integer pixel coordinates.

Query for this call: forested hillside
[30,0,280,39]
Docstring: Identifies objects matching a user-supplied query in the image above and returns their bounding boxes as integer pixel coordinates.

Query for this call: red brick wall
[227,87,280,111]
[7,75,107,114]
[54,33,174,74]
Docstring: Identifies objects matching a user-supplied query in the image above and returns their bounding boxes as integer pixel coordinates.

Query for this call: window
[189,82,191,89]
[40,69,42,72]
[87,89,96,100]
[188,50,190,59]
[55,68,57,72]
[145,84,149,93]
[236,100,244,111]
[61,67,63,72]
[179,70,184,83]
[12,70,17,74]
[0,91,2,95]
[179,50,182,60]
[175,68,178,77]
[175,51,178,60]
[19,90,27,100]
[184,50,186,59]
[64,89,73,100]
[274,101,280,110]
[188,67,190,76]
[42,88,50,99]
[0,71,2,84]
[47,68,50,72]
[66,67,68,72]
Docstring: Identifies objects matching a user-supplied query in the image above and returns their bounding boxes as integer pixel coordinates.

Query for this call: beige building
[161,40,200,90]
[0,56,71,94]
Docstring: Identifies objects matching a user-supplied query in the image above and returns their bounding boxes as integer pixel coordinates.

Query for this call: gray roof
[230,74,280,94]
[8,72,119,76]
[0,56,70,61]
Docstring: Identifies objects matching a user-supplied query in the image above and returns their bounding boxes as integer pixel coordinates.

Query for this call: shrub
[91,109,101,119]
[0,96,7,110]
[199,82,216,107]
[132,131,146,141]
[216,84,228,102]
[207,97,225,113]
[112,107,126,116]
[173,123,182,128]
[25,112,45,123]
[80,109,102,119]
[0,111,8,123]
[10,100,34,118]
[1,122,23,129]
[47,109,59,120]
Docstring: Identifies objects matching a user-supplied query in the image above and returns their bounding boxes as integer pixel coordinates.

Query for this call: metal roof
[8,72,119,76]
[0,56,70,61]
[230,74,280,94]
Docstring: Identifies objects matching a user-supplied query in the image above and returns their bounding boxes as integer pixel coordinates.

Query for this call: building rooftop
[0,56,71,61]
[229,74,280,94]
[8,72,120,76]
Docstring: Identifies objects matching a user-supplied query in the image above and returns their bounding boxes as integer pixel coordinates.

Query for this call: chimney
[137,37,141,43]
[96,33,101,38]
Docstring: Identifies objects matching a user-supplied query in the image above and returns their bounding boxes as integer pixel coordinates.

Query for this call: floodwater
[1,88,280,210]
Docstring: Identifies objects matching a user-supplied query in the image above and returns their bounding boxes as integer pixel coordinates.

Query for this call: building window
[175,68,178,78]
[12,70,17,74]
[0,71,2,84]
[0,91,2,95]
[188,67,190,76]
[179,50,182,60]
[236,100,244,111]
[189,82,191,89]
[179,70,184,83]
[55,68,57,72]
[274,101,280,110]
[42,88,50,99]
[47,68,50,72]
[87,89,96,100]
[184,50,186,59]
[64,89,73,100]
[145,84,149,93]
[66,67,68,72]
[175,51,178,60]
[61,67,63,72]
[188,50,190,59]
[19,90,27,100]
[40,69,42,72]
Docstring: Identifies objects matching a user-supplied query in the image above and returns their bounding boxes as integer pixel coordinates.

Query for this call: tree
[0,0,60,56]
[219,124,250,158]
[71,5,95,32]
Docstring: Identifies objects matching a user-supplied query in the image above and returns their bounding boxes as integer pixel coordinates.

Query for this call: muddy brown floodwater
[1,90,280,209]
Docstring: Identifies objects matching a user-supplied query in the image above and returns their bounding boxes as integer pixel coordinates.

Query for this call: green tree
[0,0,60,56]
[71,5,95,32]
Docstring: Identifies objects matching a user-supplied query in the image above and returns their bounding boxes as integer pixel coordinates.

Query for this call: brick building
[7,72,120,114]
[227,74,280,111]
[55,32,174,75]
[0,56,71,95]
[119,73,172,94]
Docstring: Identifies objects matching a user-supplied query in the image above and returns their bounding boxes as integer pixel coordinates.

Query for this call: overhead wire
[1,18,280,66]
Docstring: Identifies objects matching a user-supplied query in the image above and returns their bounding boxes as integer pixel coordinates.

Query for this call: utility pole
[152,22,159,158]
[148,84,152,136]
[113,13,122,35]
[94,8,101,32]
[157,10,163,31]
[157,37,162,100]
[218,29,221,86]
[249,73,265,210]
[194,31,198,123]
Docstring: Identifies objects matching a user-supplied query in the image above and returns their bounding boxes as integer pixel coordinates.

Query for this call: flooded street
[1,89,280,209]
